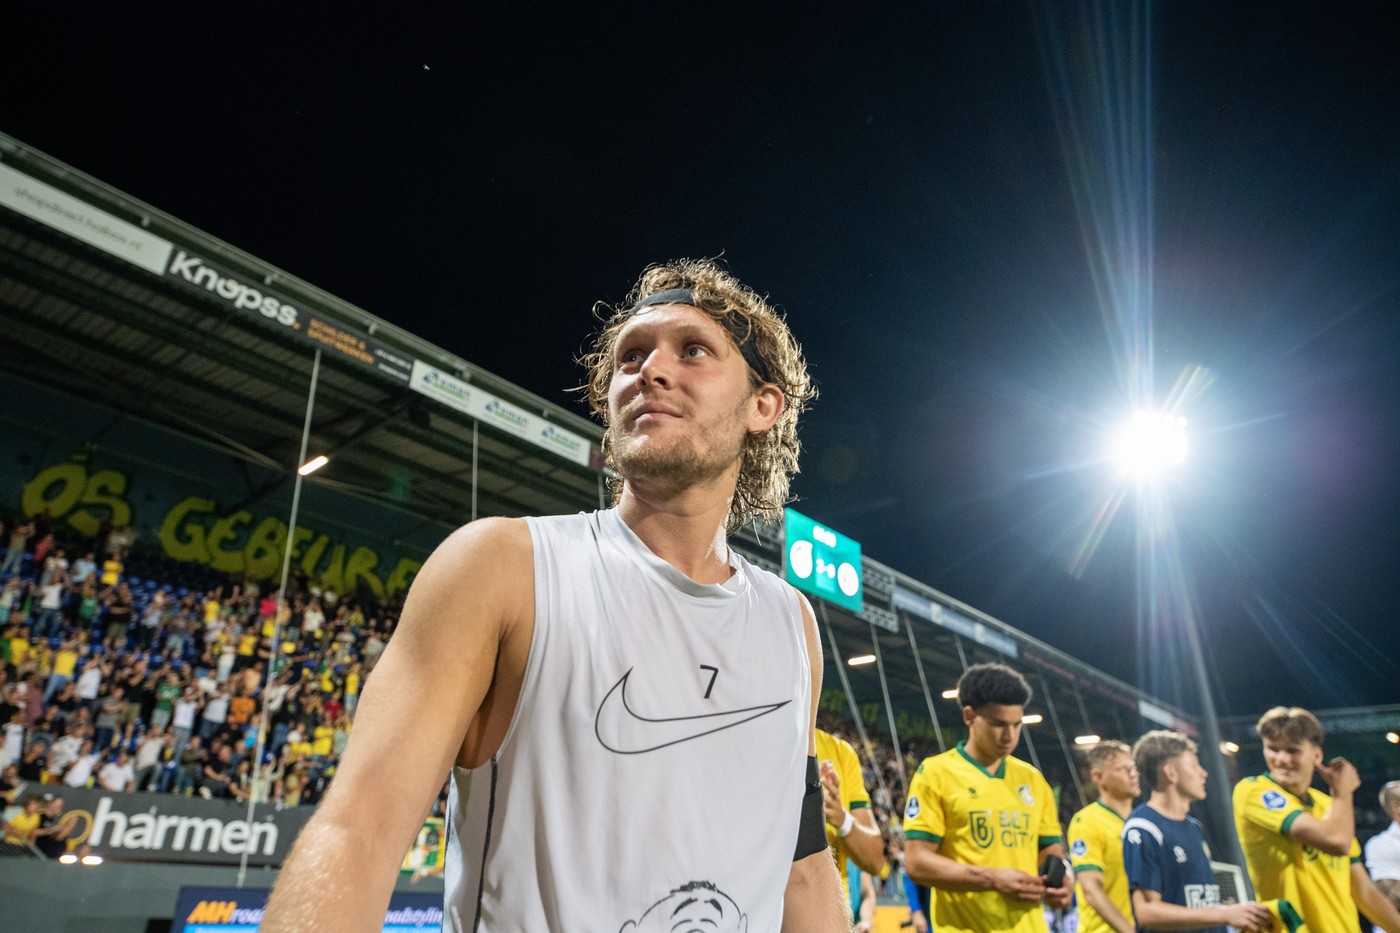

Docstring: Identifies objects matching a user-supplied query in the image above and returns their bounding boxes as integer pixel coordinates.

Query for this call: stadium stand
[13,129,1395,932]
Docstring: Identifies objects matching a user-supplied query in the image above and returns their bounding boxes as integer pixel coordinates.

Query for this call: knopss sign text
[163,249,411,382]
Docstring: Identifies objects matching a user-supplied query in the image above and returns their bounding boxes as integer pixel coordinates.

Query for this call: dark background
[6,2,1398,719]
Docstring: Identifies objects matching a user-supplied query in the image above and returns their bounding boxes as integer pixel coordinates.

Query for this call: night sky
[6,3,1399,719]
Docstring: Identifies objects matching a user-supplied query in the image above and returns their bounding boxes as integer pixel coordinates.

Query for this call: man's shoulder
[1006,754,1053,787]
[913,748,960,781]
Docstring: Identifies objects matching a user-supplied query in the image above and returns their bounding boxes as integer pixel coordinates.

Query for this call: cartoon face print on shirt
[619,880,748,933]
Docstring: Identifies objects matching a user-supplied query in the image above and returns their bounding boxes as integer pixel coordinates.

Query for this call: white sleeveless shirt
[444,509,811,932]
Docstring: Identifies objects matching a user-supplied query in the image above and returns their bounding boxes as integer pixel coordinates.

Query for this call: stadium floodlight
[59,854,78,864]
[81,854,104,866]
[297,454,330,476]
[846,654,876,666]
[941,689,959,699]
[1387,732,1399,745]
[1113,411,1187,474]
[1220,741,1240,754]
[1074,734,1101,746]
[1023,714,1044,725]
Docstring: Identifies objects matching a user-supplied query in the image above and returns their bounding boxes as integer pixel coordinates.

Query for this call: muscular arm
[1353,862,1400,933]
[781,596,850,933]
[1079,871,1134,933]
[1131,888,1270,932]
[263,518,532,932]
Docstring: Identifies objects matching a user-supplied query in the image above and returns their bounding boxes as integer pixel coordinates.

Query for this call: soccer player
[816,726,887,903]
[1234,707,1400,933]
[1068,740,1140,933]
[1124,730,1270,933]
[264,260,847,931]
[1365,782,1400,922]
[904,662,1072,933]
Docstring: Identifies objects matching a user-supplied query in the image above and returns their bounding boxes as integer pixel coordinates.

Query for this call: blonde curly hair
[580,258,815,533]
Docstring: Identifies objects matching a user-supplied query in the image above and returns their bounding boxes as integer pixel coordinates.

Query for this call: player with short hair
[1365,782,1400,923]
[1234,707,1400,933]
[1068,740,1140,933]
[1124,730,1270,933]
[904,662,1072,933]
[264,259,847,931]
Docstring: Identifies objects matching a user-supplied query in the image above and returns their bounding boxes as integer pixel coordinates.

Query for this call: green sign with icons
[783,507,863,612]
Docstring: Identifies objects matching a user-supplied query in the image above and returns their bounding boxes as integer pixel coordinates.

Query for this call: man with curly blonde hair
[581,257,816,534]
[267,259,845,931]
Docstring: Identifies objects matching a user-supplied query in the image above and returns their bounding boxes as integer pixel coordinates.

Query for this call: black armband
[793,755,826,861]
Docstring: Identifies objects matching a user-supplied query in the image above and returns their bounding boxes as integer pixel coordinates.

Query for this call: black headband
[626,288,772,383]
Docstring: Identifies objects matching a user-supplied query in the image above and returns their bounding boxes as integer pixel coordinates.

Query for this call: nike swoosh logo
[594,669,791,755]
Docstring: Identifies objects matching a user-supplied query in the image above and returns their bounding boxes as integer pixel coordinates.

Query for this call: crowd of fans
[1,510,418,852]
[3,509,1395,880]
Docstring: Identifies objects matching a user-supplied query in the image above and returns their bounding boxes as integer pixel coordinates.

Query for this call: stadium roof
[0,132,1196,787]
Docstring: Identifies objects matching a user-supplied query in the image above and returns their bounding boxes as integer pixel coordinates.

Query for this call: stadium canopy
[0,132,1196,805]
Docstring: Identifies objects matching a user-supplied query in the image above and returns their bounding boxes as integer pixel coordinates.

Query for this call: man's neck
[963,740,1006,774]
[1097,791,1134,819]
[1148,788,1193,820]
[617,484,736,584]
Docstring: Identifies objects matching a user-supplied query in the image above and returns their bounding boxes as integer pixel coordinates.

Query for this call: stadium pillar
[900,611,946,752]
[818,603,895,814]
[1183,604,1251,888]
[239,347,322,888]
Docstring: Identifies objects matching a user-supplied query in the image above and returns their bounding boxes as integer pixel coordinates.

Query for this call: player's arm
[1353,861,1400,933]
[263,518,532,932]
[1284,758,1359,856]
[854,869,877,933]
[1376,879,1400,914]
[1130,888,1271,931]
[1079,871,1134,933]
[819,759,885,874]
[782,594,850,933]
[905,838,1046,901]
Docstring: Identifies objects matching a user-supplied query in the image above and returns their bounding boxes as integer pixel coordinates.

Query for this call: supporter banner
[32,782,312,867]
[409,360,594,467]
[0,161,174,274]
[20,457,424,597]
[162,248,411,382]
[892,585,1019,658]
[173,886,443,932]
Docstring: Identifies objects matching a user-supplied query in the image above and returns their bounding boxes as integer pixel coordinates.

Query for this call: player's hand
[819,759,845,827]
[1222,901,1272,932]
[912,911,929,933]
[1317,757,1360,796]
[989,867,1046,902]
[1042,873,1074,909]
[854,921,872,933]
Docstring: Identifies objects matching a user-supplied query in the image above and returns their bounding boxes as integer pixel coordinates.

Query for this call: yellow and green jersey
[1233,774,1361,933]
[1068,800,1131,933]
[905,741,1062,933]
[816,729,873,899]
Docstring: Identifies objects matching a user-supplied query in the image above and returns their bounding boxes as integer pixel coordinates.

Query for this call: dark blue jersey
[1122,804,1224,933]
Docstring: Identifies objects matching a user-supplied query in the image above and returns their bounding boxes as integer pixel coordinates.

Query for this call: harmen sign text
[37,783,313,866]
